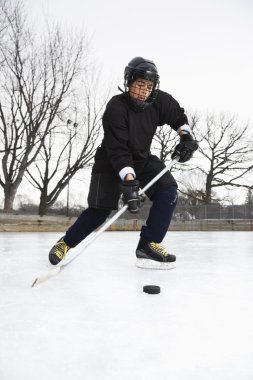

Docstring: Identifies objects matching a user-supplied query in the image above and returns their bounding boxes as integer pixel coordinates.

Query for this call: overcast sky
[2,0,251,207]
[27,0,253,123]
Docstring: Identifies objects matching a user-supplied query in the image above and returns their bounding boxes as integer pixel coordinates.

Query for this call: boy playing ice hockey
[48,57,198,269]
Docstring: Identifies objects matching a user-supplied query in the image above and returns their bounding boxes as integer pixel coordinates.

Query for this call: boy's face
[129,78,154,102]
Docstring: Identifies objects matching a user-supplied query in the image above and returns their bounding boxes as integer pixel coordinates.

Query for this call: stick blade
[31,266,61,287]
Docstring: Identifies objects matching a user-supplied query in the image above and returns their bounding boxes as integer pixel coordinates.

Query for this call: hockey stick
[31,158,178,287]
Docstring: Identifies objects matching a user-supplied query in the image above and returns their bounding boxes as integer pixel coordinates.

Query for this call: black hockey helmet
[124,57,159,88]
[124,57,160,110]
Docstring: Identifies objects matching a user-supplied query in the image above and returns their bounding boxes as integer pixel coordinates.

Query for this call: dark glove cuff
[121,179,139,187]
[120,179,139,194]
[180,134,194,142]
[121,179,139,191]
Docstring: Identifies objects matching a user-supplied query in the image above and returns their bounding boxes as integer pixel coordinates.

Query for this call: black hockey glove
[172,134,198,163]
[120,179,141,213]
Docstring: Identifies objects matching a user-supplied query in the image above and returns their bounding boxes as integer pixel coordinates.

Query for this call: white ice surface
[1,231,253,380]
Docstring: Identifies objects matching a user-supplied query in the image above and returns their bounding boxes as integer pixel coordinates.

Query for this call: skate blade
[135,259,176,270]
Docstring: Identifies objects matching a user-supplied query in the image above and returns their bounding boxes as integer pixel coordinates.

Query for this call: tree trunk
[3,185,18,213]
[205,175,213,204]
[38,189,49,217]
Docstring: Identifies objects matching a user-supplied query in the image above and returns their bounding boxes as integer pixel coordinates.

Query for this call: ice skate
[135,237,176,269]
[49,237,70,265]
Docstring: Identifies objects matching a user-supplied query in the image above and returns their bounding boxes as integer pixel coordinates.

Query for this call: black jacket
[92,89,188,175]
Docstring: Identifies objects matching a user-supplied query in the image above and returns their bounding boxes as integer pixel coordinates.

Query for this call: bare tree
[25,87,105,216]
[0,0,9,35]
[151,125,174,163]
[191,114,253,204]
[176,171,210,205]
[142,112,253,205]
[245,187,253,205]
[0,2,86,213]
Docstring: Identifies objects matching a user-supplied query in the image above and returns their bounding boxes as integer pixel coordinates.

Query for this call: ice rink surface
[1,231,253,380]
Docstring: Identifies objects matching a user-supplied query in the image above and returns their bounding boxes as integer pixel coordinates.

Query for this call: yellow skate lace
[54,240,70,260]
[149,242,169,257]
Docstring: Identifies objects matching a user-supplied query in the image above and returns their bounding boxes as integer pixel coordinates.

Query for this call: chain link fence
[117,201,253,221]
[173,204,253,221]
[110,203,253,231]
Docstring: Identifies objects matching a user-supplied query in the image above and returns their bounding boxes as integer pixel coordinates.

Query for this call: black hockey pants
[64,185,178,248]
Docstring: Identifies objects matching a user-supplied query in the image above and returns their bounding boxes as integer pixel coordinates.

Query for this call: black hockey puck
[143,285,161,294]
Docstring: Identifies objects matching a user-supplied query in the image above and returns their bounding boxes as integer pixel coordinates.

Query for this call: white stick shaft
[139,159,177,195]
